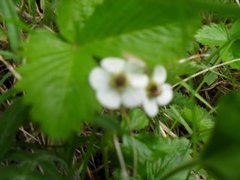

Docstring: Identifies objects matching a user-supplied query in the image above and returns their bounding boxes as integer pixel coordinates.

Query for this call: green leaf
[77,0,201,82]
[195,21,240,69]
[227,39,240,68]
[154,138,192,180]
[78,0,240,44]
[0,166,47,180]
[0,99,29,159]
[201,92,240,180]
[0,151,68,179]
[17,31,99,139]
[229,20,240,39]
[0,0,21,52]
[195,23,229,46]
[121,108,149,130]
[205,72,218,86]
[78,0,240,81]
[57,0,102,42]
[171,93,214,141]
[9,151,68,178]
[78,0,196,43]
[84,23,199,82]
[123,135,192,179]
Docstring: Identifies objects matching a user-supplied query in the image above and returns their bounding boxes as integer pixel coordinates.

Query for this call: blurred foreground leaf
[77,0,203,82]
[57,0,102,42]
[201,92,240,180]
[17,31,99,139]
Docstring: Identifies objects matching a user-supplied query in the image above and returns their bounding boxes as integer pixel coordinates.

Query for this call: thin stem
[195,57,222,93]
[173,58,240,88]
[103,147,109,180]
[113,133,129,180]
[121,108,138,177]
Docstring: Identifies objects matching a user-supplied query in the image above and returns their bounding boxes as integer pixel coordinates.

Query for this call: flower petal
[121,88,144,108]
[97,89,121,109]
[89,67,110,91]
[128,74,148,88]
[101,57,125,73]
[157,84,173,105]
[142,98,159,117]
[153,65,167,84]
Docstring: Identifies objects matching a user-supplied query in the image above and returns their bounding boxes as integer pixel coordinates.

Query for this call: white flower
[142,66,173,117]
[89,57,148,109]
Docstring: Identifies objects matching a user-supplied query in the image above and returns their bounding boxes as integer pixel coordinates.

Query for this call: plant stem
[121,108,138,177]
[113,133,129,180]
[103,147,109,180]
[173,58,240,88]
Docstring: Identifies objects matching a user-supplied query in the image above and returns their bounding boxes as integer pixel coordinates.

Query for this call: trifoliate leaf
[171,93,214,142]
[195,21,240,69]
[195,23,229,46]
[123,135,192,179]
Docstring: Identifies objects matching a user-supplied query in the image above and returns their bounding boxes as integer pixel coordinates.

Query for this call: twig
[200,80,227,91]
[159,122,167,137]
[179,54,210,64]
[19,127,41,143]
[160,122,177,138]
[0,55,21,80]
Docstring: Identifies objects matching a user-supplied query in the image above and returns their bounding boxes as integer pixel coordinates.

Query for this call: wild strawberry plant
[1,0,240,179]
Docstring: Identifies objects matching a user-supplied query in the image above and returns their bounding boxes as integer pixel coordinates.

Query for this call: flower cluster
[89,57,173,117]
